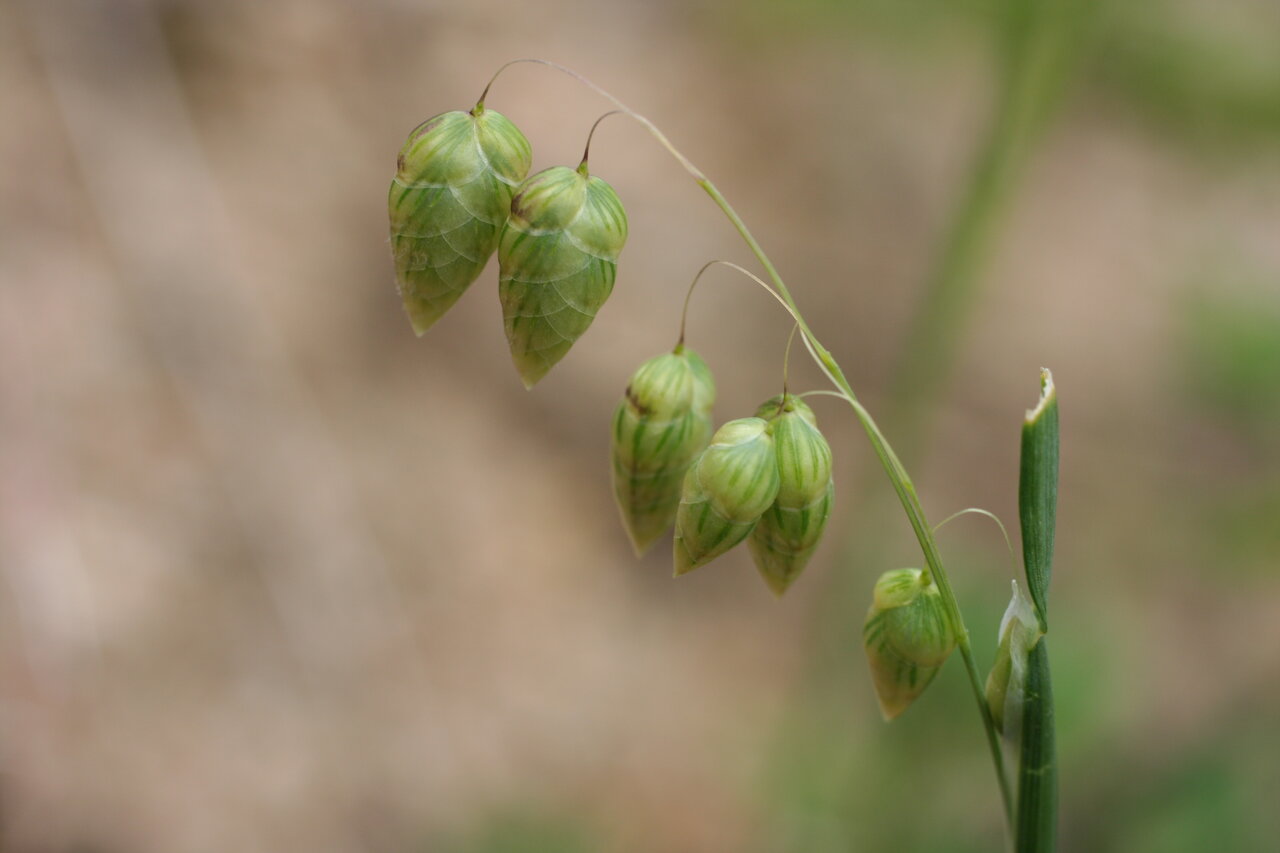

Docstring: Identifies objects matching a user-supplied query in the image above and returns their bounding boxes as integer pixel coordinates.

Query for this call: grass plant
[388,59,1062,851]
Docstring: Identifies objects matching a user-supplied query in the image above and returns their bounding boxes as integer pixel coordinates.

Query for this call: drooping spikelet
[388,108,532,334]
[863,568,956,720]
[611,347,716,556]
[498,165,628,388]
[747,394,834,596]
[673,417,780,576]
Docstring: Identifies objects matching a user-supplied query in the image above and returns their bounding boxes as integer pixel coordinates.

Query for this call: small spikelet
[984,580,1042,735]
[747,395,834,595]
[498,165,628,387]
[611,347,716,556]
[863,568,956,720]
[985,623,1014,734]
[388,108,532,334]
[673,417,780,577]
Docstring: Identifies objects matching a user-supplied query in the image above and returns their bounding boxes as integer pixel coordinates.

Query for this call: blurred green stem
[887,0,1087,455]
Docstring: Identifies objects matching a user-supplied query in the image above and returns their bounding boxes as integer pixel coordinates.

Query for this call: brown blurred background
[2,0,1279,851]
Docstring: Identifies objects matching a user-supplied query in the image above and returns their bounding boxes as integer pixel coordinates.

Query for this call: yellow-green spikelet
[498,165,628,388]
[985,622,1015,733]
[863,568,956,720]
[984,579,1042,734]
[673,417,780,576]
[748,395,834,596]
[611,347,716,556]
[389,108,532,334]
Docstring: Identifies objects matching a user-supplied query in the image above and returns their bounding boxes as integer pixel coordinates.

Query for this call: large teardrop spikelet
[611,347,716,556]
[389,108,532,335]
[748,394,834,596]
[498,164,628,388]
[673,417,780,576]
[863,568,956,720]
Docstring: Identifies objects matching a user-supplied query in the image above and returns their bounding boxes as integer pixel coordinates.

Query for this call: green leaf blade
[1013,368,1060,852]
[1019,368,1059,630]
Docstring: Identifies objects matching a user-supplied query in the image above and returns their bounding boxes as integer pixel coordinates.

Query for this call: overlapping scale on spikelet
[611,348,716,555]
[748,395,834,596]
[673,417,780,576]
[863,568,956,720]
[388,109,532,334]
[498,165,628,388]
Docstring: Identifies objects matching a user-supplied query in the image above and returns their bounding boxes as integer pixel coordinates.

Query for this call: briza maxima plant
[387,60,1062,852]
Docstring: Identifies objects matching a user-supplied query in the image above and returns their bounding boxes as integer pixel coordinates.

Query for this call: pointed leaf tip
[1026,368,1056,424]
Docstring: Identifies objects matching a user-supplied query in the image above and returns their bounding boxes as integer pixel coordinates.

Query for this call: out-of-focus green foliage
[1077,711,1280,853]
[733,0,1280,154]
[1198,483,1280,577]
[1177,282,1280,578]
[1178,286,1280,431]
[1091,3,1280,153]
[1115,759,1261,853]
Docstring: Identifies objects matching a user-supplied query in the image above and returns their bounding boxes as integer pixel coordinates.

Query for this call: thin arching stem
[480,59,1014,832]
[474,58,707,179]
[933,507,1020,581]
[781,323,800,399]
[475,59,540,111]
[579,110,626,173]
[677,260,796,348]
[797,389,852,403]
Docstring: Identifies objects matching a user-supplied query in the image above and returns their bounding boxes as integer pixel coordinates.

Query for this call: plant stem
[697,179,1016,832]
[488,58,1015,835]
[1017,638,1057,852]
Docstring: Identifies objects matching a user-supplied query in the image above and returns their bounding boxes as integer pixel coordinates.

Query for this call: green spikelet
[984,580,1043,735]
[673,417,780,577]
[388,108,532,334]
[611,347,716,556]
[498,165,628,388]
[863,568,956,720]
[747,394,834,596]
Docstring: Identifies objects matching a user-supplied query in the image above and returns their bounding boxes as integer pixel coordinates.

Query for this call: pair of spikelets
[611,347,835,597]
[389,107,627,388]
[612,350,957,717]
[388,107,833,594]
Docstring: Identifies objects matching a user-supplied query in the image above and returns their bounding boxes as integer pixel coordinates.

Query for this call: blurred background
[2,0,1279,850]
